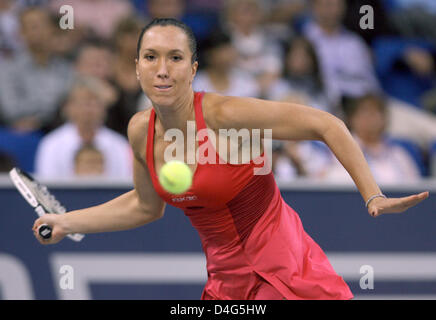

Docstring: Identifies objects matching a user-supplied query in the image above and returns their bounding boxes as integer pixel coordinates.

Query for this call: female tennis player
[33,18,429,300]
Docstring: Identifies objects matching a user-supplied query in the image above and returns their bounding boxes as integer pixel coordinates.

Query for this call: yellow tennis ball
[158,160,193,194]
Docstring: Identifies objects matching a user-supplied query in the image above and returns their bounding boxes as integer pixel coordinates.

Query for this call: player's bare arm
[205,93,429,216]
[33,109,165,244]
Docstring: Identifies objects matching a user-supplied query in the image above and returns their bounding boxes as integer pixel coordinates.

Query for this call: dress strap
[146,108,156,170]
[193,91,207,131]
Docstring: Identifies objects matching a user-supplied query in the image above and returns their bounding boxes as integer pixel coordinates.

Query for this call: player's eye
[172,55,182,62]
[144,54,155,61]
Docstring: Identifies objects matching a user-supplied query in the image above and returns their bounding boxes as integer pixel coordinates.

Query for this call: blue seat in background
[0,127,43,173]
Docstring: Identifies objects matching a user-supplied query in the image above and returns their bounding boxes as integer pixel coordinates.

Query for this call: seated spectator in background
[224,0,284,98]
[262,0,306,27]
[267,36,331,113]
[74,144,105,177]
[272,140,332,182]
[373,37,436,109]
[322,94,422,184]
[303,0,381,106]
[49,16,87,62]
[0,6,73,132]
[75,40,114,83]
[146,0,186,20]
[387,0,436,47]
[105,17,144,137]
[146,0,218,43]
[267,36,333,182]
[193,31,260,98]
[46,39,118,131]
[35,76,132,179]
[48,0,133,39]
[0,0,22,59]
[74,40,118,110]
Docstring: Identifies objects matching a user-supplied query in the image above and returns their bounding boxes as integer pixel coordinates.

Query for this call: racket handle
[38,224,52,239]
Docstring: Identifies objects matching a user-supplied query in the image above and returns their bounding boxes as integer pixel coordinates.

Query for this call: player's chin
[149,93,179,107]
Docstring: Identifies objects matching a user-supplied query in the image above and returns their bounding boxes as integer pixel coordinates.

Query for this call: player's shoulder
[202,92,255,130]
[127,108,152,156]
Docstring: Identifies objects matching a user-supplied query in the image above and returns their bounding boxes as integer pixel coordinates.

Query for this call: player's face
[136,26,198,107]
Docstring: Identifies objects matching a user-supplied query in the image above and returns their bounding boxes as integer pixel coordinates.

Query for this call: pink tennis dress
[146,92,354,300]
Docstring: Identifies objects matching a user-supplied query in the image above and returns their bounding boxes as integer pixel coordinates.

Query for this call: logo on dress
[171,195,198,203]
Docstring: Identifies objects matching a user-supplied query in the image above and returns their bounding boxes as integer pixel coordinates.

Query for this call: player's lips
[154,85,173,91]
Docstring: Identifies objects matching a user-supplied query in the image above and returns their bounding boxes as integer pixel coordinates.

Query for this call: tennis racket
[9,167,84,242]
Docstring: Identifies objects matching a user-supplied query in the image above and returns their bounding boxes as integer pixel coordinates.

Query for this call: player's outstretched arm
[207,93,429,216]
[33,110,165,244]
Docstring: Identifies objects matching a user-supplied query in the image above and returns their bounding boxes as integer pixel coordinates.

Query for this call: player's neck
[153,91,195,135]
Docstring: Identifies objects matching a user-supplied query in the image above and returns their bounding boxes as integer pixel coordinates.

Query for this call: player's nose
[156,58,169,79]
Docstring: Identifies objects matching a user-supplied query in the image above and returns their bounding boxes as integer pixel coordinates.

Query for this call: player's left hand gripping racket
[9,167,84,242]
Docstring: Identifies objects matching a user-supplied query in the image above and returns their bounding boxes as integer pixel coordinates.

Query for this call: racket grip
[38,224,52,239]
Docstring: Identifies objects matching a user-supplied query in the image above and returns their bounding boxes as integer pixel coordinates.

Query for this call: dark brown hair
[136,18,197,63]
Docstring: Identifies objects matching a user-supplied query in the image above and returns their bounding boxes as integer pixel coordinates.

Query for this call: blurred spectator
[49,0,133,39]
[267,36,334,182]
[146,0,186,20]
[74,40,118,108]
[262,0,306,26]
[34,76,132,179]
[267,36,331,113]
[303,0,381,106]
[105,17,144,136]
[373,37,436,109]
[224,0,284,98]
[0,6,73,132]
[387,0,436,47]
[50,18,87,62]
[74,144,105,177]
[145,0,218,42]
[323,94,422,184]
[272,140,332,182]
[0,0,22,59]
[75,40,114,82]
[194,30,260,98]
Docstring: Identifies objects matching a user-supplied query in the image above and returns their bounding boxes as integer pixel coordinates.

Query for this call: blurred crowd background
[1,0,436,184]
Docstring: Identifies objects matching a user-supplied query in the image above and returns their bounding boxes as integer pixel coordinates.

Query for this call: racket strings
[32,181,66,214]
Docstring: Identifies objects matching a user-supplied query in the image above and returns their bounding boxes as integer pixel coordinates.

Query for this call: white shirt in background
[193,69,261,98]
[303,22,381,105]
[322,136,421,184]
[35,123,132,179]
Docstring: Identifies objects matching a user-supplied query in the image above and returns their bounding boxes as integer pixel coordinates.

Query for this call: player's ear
[190,61,198,84]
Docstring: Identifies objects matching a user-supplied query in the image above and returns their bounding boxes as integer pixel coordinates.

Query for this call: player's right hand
[33,214,68,244]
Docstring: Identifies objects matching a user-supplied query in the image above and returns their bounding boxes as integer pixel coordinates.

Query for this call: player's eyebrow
[142,48,185,55]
